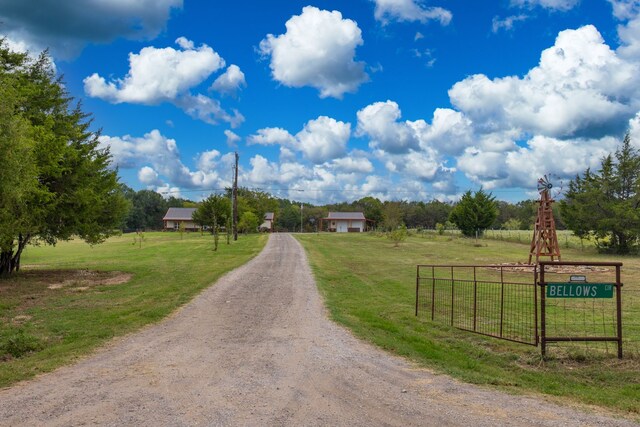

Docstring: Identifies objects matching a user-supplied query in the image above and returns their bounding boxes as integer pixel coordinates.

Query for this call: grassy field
[420,228,596,252]
[482,229,596,251]
[296,232,640,418]
[0,232,266,388]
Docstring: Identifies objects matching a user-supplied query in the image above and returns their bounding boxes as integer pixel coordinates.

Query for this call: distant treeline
[122,185,556,232]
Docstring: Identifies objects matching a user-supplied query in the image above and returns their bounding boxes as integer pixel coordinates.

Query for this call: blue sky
[3,0,640,204]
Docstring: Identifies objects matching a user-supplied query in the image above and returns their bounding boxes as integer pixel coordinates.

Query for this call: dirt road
[0,234,636,426]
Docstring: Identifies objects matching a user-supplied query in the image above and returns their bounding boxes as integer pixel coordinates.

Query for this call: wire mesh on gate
[416,265,538,345]
[539,261,624,358]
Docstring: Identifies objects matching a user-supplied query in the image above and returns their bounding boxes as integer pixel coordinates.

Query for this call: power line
[158,186,529,196]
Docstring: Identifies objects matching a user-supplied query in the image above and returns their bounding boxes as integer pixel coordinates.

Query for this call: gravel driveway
[0,233,636,426]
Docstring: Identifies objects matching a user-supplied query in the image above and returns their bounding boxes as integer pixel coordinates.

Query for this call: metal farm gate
[538,261,623,358]
[415,262,625,358]
[415,264,538,346]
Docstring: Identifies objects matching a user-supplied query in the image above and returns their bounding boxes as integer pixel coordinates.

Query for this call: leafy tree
[230,187,278,224]
[424,200,453,229]
[382,201,404,231]
[388,224,408,247]
[167,196,194,208]
[275,200,300,231]
[302,205,326,232]
[449,189,499,237]
[352,196,383,226]
[0,42,128,275]
[238,211,259,234]
[560,134,640,254]
[503,218,522,230]
[123,189,167,230]
[514,200,537,230]
[193,194,230,251]
[0,70,38,270]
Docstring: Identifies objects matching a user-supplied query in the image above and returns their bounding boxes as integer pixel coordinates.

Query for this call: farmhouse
[163,207,199,231]
[321,212,371,233]
[260,212,275,232]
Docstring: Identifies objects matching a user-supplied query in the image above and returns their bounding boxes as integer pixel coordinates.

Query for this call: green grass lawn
[296,232,640,418]
[483,229,597,252]
[0,232,266,388]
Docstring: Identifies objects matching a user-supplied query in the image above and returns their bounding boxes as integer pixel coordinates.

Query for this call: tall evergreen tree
[0,42,128,275]
[560,134,640,253]
[449,189,498,237]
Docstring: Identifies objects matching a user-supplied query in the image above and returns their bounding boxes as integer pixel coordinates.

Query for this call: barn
[163,207,199,231]
[320,212,371,233]
[260,212,275,232]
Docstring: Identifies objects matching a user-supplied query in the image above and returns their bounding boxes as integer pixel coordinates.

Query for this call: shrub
[1,329,43,359]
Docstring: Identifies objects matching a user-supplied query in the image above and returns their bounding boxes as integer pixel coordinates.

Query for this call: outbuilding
[163,207,199,231]
[260,212,275,232]
[320,212,372,233]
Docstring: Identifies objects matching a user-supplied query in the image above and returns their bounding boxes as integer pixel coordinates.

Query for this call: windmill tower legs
[528,190,561,264]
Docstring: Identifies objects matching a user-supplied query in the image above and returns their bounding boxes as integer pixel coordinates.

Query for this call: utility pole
[233,152,239,241]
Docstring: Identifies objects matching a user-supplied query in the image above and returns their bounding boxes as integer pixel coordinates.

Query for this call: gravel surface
[0,233,637,426]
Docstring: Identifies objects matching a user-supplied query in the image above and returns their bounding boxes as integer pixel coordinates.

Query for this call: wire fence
[416,263,639,359]
[539,262,624,358]
[416,265,538,345]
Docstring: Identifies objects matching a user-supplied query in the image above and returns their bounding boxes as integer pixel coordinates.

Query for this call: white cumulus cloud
[492,15,528,33]
[99,129,231,190]
[449,25,640,138]
[511,0,579,10]
[259,6,369,99]
[372,0,452,25]
[138,166,162,186]
[211,64,246,97]
[356,100,421,153]
[295,116,351,163]
[330,155,374,173]
[247,128,297,146]
[84,38,243,127]
[224,130,241,147]
[84,38,224,104]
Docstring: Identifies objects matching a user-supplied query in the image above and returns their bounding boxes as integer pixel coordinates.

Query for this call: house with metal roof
[163,207,199,231]
[259,212,275,232]
[320,212,372,233]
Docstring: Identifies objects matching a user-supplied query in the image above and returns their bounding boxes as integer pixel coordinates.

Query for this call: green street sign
[546,283,614,298]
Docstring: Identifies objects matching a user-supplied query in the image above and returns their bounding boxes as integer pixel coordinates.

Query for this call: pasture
[0,232,267,387]
[296,232,640,417]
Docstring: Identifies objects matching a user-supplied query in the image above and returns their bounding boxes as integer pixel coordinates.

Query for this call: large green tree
[123,189,168,230]
[193,194,231,250]
[449,189,499,237]
[238,211,260,234]
[351,196,383,226]
[0,42,128,275]
[560,134,640,254]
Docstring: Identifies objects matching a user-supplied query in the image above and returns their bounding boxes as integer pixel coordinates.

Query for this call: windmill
[528,175,561,264]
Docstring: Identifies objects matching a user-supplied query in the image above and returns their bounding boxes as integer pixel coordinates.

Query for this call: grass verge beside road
[0,232,267,388]
[296,232,640,418]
